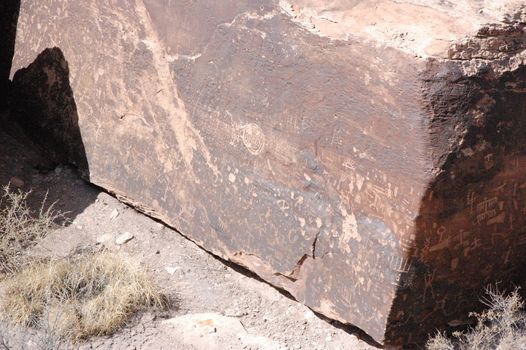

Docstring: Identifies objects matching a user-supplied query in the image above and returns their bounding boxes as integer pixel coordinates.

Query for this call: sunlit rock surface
[8,0,526,346]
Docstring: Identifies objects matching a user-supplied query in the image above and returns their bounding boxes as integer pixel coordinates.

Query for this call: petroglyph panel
[9,0,526,347]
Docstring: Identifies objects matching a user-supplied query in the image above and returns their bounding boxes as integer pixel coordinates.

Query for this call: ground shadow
[0,119,98,224]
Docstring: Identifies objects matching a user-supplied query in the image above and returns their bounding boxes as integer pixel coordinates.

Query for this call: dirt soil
[0,119,376,349]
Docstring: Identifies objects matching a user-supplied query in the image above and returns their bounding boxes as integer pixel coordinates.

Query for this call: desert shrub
[0,185,62,275]
[427,287,526,350]
[0,251,169,341]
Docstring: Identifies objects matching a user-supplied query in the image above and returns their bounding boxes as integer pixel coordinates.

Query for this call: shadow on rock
[1,46,98,225]
[0,0,20,110]
[11,47,89,175]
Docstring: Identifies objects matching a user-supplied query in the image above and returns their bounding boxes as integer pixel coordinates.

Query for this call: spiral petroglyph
[241,123,265,155]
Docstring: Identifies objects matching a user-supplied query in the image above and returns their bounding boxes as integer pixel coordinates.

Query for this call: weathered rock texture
[8,0,526,346]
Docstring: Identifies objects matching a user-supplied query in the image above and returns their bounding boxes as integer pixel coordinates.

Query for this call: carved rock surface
[9,0,526,346]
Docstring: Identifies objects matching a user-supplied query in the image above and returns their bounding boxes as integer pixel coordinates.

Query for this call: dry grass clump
[427,287,526,350]
[0,185,62,274]
[0,251,169,341]
[0,184,169,347]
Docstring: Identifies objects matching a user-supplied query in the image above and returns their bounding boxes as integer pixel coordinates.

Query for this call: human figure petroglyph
[422,269,436,304]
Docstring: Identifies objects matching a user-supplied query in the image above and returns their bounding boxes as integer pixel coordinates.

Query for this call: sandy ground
[0,121,377,349]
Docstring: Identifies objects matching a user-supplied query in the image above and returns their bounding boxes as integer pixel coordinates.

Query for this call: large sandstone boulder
[8,0,526,346]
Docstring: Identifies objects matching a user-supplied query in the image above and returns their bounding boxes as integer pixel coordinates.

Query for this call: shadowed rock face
[8,0,526,346]
[0,0,20,108]
[11,48,88,172]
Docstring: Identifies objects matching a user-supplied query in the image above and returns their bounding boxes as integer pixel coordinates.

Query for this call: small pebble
[115,232,134,245]
[110,208,119,219]
[165,266,179,275]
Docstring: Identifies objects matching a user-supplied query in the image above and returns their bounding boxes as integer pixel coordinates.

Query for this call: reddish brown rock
[8,0,526,346]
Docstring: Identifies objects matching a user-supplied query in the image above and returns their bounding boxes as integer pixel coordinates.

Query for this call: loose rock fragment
[164,266,178,275]
[109,208,119,219]
[115,232,134,245]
